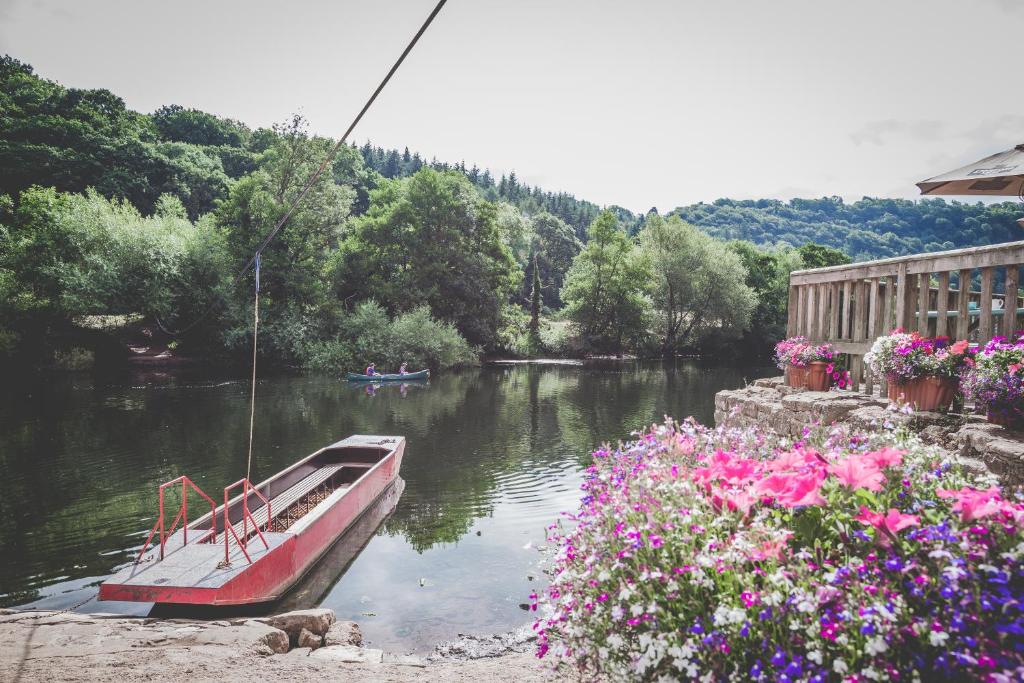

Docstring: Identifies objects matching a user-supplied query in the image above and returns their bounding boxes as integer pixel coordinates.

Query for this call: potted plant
[962,336,1024,429]
[775,337,848,390]
[864,330,972,411]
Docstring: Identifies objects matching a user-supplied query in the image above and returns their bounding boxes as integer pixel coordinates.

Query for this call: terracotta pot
[806,361,833,392]
[786,366,809,389]
[886,376,958,412]
[986,408,1024,430]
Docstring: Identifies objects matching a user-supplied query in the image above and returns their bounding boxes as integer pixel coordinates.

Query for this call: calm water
[0,361,771,651]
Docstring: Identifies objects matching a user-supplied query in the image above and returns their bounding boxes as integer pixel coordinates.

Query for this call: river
[0,360,772,652]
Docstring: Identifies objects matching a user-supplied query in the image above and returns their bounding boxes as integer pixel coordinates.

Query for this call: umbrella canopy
[917,143,1024,197]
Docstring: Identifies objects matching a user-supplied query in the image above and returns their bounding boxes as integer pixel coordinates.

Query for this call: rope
[245,254,260,483]
[156,0,448,337]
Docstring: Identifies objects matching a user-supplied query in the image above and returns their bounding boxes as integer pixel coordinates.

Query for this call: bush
[304,301,477,372]
[533,419,1023,681]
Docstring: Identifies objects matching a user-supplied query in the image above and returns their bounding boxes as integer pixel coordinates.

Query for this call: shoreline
[0,607,549,682]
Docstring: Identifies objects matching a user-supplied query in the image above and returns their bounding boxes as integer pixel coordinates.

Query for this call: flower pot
[986,408,1024,430]
[786,366,809,389]
[806,361,833,392]
[887,376,957,412]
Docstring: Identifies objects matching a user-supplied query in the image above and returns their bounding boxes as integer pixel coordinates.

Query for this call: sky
[1,0,1022,213]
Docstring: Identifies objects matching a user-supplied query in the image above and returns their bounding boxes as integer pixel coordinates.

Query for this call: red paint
[100,436,404,605]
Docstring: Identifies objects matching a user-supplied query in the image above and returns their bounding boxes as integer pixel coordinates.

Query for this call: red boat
[99,434,405,605]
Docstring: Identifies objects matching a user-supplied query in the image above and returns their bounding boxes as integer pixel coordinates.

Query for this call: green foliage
[151,104,251,147]
[336,168,520,349]
[638,215,756,355]
[527,211,582,309]
[797,242,851,269]
[725,241,805,360]
[672,196,1024,261]
[561,211,652,353]
[304,301,478,372]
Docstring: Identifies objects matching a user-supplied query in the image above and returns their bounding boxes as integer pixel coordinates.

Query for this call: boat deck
[109,531,291,590]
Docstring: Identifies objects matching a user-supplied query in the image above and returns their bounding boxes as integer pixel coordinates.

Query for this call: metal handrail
[136,476,217,563]
[222,478,271,565]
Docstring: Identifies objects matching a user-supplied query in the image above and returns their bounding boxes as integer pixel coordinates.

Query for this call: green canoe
[346,369,430,382]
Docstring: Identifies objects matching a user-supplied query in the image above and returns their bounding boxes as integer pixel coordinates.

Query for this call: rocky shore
[715,377,1024,484]
[0,608,548,682]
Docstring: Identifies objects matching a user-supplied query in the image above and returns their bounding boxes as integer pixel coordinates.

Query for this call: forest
[1,55,1020,372]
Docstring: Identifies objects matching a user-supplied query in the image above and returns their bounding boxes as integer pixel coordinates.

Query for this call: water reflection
[0,360,772,650]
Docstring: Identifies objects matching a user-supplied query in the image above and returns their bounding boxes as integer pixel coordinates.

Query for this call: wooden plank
[980,266,994,342]
[867,278,881,339]
[956,269,971,340]
[806,286,817,339]
[790,240,1024,285]
[816,284,828,341]
[917,273,930,335]
[1007,266,1019,339]
[831,341,874,355]
[895,264,908,331]
[828,283,840,340]
[787,285,798,336]
[841,280,852,340]
[935,272,949,338]
[853,281,868,394]
[882,277,894,336]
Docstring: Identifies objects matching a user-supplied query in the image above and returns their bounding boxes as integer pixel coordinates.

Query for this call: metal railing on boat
[222,478,271,565]
[136,476,217,562]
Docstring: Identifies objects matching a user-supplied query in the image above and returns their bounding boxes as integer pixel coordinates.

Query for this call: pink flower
[937,486,1004,522]
[866,447,904,469]
[648,533,663,548]
[828,457,885,492]
[855,506,920,542]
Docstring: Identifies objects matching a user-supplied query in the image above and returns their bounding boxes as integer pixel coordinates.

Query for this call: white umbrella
[917,143,1024,198]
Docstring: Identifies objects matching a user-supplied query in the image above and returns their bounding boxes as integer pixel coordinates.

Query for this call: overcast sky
[2,0,1022,213]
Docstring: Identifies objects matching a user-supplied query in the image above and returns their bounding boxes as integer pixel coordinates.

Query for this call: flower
[828,457,885,492]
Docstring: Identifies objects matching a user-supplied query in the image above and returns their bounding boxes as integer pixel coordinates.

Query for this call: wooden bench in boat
[230,461,375,539]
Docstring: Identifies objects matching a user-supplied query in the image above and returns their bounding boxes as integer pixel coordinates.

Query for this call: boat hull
[99,435,405,606]
[346,369,429,381]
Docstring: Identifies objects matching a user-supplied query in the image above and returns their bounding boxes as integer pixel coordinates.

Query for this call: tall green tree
[638,215,756,355]
[335,168,520,348]
[215,115,355,360]
[527,212,581,309]
[561,211,651,354]
[726,240,804,359]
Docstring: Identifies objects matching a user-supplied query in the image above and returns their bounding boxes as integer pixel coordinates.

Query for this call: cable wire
[158,0,448,336]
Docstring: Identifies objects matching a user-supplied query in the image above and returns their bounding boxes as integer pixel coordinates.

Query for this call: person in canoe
[399,362,408,375]
[366,362,376,376]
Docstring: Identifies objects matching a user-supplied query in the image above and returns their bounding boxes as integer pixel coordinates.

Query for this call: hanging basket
[886,376,958,412]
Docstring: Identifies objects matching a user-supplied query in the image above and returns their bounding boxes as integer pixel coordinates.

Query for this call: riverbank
[0,608,548,683]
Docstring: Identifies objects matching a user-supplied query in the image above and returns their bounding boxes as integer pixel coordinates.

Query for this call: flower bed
[533,419,1023,681]
[964,336,1024,429]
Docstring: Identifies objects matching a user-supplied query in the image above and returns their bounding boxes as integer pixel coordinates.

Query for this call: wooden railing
[787,241,1024,395]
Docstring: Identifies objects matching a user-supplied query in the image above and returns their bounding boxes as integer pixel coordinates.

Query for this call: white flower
[865,636,888,655]
[929,631,949,647]
[833,659,848,674]
[808,650,823,665]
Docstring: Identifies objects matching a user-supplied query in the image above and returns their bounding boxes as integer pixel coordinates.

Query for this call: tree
[528,253,542,356]
[797,242,851,269]
[215,115,355,361]
[726,241,803,359]
[561,211,651,354]
[638,215,756,355]
[528,212,581,309]
[151,104,250,147]
[336,168,520,348]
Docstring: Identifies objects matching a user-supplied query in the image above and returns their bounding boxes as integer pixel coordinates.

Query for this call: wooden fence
[787,241,1024,395]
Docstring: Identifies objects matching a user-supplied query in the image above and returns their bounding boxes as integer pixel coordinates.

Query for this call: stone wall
[714,377,1024,485]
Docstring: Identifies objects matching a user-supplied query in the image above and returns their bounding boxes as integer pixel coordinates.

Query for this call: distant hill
[3,54,1021,263]
[668,197,1024,262]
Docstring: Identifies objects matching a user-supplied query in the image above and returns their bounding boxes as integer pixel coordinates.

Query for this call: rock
[382,653,427,667]
[184,620,289,654]
[308,645,384,663]
[258,608,335,643]
[296,627,322,650]
[324,620,362,647]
